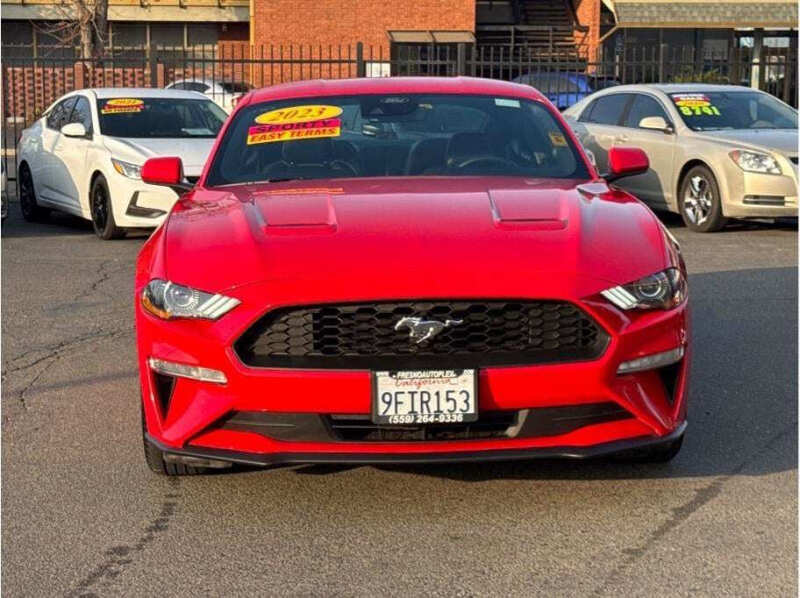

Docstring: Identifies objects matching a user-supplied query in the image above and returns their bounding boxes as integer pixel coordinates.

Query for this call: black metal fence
[2,41,797,192]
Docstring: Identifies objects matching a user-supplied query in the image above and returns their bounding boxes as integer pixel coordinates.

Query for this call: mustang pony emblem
[394,316,463,344]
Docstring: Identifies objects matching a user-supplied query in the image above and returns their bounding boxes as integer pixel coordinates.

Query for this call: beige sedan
[564,84,798,232]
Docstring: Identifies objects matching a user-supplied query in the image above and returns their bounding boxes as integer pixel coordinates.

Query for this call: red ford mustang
[136,77,689,475]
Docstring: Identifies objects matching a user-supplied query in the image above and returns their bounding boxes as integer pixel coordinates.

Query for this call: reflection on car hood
[699,129,798,156]
[162,177,671,294]
[102,137,217,175]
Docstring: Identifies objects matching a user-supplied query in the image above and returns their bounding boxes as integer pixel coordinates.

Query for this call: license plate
[372,369,477,425]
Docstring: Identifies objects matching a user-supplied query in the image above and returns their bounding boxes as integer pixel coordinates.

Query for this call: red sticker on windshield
[672,94,710,108]
[246,118,342,145]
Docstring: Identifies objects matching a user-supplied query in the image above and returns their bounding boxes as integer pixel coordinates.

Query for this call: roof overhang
[607,0,798,29]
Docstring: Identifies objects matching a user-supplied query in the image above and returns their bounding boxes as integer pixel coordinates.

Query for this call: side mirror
[604,147,649,183]
[638,116,673,134]
[141,157,193,193]
[61,122,87,138]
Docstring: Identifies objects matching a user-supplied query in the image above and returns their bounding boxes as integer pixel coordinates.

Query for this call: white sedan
[16,88,228,239]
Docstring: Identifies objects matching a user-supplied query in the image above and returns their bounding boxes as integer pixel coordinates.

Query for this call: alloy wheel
[683,175,712,226]
[92,183,109,232]
[19,168,35,218]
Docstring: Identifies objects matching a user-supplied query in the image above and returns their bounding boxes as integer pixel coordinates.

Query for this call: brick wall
[251,0,475,55]
[2,63,155,121]
[573,0,601,60]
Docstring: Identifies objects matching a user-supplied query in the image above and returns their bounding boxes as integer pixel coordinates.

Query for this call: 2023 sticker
[101,98,144,114]
[254,105,343,125]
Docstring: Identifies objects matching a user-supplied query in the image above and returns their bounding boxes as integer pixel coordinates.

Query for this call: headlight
[601,268,686,310]
[141,279,240,320]
[729,150,782,175]
[111,158,142,179]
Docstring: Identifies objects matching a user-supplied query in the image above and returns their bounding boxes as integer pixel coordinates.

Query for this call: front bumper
[147,422,687,467]
[720,158,798,218]
[107,169,186,229]
[137,288,690,464]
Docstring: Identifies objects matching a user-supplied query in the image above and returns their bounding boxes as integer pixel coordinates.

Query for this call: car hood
[162,177,670,299]
[698,129,798,156]
[102,137,216,176]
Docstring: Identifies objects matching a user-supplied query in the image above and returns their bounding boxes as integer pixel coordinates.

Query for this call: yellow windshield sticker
[549,132,567,147]
[247,118,342,145]
[254,105,343,125]
[101,98,144,114]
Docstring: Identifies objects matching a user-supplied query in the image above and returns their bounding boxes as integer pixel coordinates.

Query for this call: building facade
[1,0,249,56]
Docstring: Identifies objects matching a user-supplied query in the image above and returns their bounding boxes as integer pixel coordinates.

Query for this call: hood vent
[489,189,568,230]
[259,193,337,232]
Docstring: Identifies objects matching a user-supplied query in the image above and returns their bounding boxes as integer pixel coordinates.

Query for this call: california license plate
[372,369,478,425]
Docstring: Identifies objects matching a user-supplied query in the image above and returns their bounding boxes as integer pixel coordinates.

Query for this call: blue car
[512,72,618,110]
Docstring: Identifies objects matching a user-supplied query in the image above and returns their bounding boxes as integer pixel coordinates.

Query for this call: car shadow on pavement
[1,205,152,240]
[287,266,797,482]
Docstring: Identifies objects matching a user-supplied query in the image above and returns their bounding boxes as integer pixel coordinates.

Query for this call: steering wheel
[751,120,776,129]
[451,155,520,171]
[330,159,359,176]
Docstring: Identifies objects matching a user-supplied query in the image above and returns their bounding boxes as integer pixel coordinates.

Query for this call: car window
[580,93,631,125]
[206,93,591,186]
[69,96,93,133]
[46,97,77,131]
[623,94,670,128]
[519,73,582,93]
[184,82,209,93]
[168,82,186,90]
[220,82,253,94]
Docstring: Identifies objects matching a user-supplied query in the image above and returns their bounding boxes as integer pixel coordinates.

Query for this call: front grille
[205,402,632,443]
[234,300,608,369]
[327,411,518,441]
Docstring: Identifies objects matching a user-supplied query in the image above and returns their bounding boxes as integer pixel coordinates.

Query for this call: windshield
[205,93,590,186]
[96,98,227,138]
[669,91,797,131]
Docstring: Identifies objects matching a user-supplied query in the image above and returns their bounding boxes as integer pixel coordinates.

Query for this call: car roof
[246,77,548,104]
[88,88,209,100]
[598,83,757,94]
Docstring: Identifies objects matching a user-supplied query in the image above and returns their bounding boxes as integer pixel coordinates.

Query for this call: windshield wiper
[264,177,307,183]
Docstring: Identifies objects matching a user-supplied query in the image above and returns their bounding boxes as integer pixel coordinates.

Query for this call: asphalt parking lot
[2,202,797,597]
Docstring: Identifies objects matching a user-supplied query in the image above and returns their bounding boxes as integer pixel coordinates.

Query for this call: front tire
[141,407,208,476]
[678,165,727,232]
[90,175,125,240]
[18,164,50,222]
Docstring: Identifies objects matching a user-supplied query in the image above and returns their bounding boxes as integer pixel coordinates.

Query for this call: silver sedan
[564,84,798,232]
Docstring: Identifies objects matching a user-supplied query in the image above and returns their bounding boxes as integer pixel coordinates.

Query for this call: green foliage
[669,68,731,84]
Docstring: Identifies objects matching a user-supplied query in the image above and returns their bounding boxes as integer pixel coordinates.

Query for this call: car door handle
[615,134,629,142]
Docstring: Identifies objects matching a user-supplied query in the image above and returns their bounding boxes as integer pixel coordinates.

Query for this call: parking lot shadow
[1,205,152,240]
[291,266,797,482]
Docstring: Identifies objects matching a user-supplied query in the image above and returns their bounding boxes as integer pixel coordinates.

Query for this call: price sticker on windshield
[254,105,342,125]
[671,94,721,116]
[247,118,342,145]
[101,98,144,114]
